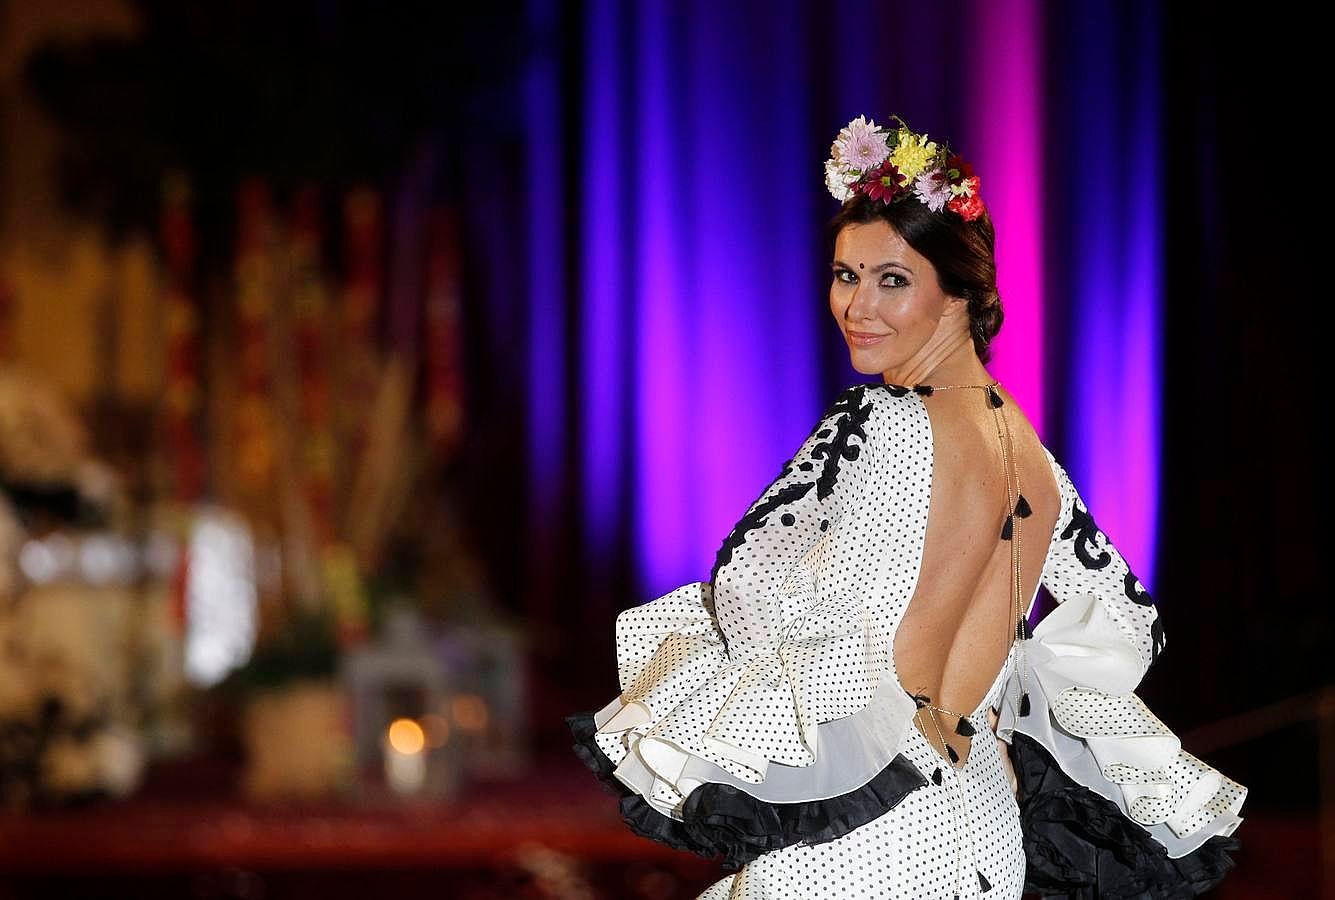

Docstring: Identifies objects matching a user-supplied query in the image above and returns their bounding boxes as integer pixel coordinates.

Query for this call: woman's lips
[848,330,888,346]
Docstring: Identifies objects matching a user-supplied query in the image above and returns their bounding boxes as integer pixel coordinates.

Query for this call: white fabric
[581,381,1247,890]
[996,555,1247,855]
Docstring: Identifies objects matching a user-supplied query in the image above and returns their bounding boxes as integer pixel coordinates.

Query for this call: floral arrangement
[824,114,985,222]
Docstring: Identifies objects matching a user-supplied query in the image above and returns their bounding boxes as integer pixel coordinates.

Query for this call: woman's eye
[833,269,856,284]
[882,274,907,288]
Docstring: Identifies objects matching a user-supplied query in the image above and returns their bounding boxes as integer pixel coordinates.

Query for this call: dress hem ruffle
[1010,730,1241,898]
[566,710,928,871]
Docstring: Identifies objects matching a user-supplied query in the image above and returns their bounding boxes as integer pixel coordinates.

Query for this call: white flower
[825,159,855,201]
[831,115,890,172]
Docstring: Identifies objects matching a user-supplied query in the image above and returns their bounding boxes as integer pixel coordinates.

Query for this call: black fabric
[1008,731,1240,898]
[566,711,929,871]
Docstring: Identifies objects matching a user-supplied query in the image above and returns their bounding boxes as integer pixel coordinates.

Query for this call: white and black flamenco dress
[566,382,1247,898]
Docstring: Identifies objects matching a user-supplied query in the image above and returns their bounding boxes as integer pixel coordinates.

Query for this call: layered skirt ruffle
[566,580,927,871]
[996,593,1247,896]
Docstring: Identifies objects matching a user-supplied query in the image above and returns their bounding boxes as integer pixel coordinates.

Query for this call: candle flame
[387,718,425,755]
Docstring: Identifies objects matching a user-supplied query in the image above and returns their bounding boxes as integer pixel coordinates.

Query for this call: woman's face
[829,219,962,376]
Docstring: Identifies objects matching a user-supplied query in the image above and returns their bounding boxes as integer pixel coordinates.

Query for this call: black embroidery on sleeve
[810,390,872,501]
[1062,499,1112,570]
[712,388,872,574]
[1149,615,1166,668]
[713,480,815,569]
[1124,570,1154,606]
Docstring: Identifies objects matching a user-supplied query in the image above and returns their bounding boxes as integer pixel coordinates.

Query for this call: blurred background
[0,0,1323,898]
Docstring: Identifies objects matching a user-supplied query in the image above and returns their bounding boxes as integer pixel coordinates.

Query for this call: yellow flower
[890,128,939,182]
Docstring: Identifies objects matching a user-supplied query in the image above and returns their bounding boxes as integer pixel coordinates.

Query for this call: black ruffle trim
[1009,731,1241,898]
[566,711,928,871]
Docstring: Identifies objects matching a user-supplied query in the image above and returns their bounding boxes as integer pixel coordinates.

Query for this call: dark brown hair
[826,193,1003,363]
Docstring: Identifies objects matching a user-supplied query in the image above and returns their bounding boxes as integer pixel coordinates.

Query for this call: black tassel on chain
[986,385,1004,407]
[955,716,975,737]
[913,384,933,396]
[1014,493,1032,517]
[945,742,960,763]
[1015,617,1031,640]
[932,766,943,785]
[978,869,992,892]
[1018,691,1031,717]
[1000,515,1014,540]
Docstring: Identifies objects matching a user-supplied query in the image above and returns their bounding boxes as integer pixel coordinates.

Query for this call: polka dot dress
[697,649,1025,900]
[572,381,1177,898]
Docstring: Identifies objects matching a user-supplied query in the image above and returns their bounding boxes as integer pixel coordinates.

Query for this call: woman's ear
[943,293,969,318]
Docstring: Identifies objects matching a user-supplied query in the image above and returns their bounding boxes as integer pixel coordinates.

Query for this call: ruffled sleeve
[997,454,1247,896]
[566,383,928,870]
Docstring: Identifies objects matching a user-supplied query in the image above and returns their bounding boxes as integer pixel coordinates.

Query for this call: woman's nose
[847,280,877,319]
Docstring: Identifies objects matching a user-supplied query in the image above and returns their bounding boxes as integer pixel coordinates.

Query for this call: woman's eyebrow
[831,259,913,273]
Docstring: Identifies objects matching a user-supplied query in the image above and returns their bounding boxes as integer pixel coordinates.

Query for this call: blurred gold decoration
[240,678,352,801]
[159,172,205,502]
[230,179,279,508]
[423,209,465,459]
[345,354,416,574]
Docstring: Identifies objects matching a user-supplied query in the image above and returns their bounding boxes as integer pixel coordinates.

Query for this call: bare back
[890,385,1062,768]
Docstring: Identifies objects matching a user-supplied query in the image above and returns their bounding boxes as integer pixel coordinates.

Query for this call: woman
[566,115,1246,899]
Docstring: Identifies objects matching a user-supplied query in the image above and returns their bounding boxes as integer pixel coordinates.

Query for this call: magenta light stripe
[685,0,817,588]
[968,0,1046,438]
[634,0,693,592]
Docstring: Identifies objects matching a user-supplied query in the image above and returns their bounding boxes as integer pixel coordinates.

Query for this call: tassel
[1018,691,1031,717]
[978,869,992,892]
[1000,515,1013,540]
[945,742,959,763]
[954,716,975,737]
[913,383,933,395]
[912,692,931,708]
[986,385,1004,407]
[1014,494,1032,518]
[932,767,942,785]
[1015,617,1031,640]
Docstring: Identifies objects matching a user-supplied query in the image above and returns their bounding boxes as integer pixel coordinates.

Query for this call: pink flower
[913,168,952,212]
[832,116,891,173]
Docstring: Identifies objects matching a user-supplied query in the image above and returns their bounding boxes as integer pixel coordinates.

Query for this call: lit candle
[384,718,426,795]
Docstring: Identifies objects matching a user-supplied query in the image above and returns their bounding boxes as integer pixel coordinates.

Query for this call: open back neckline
[883,388,1066,769]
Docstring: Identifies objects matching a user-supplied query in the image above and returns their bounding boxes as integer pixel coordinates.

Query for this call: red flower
[946,153,975,182]
[945,175,985,221]
[857,160,907,202]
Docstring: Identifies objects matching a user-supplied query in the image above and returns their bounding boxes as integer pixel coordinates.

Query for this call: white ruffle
[996,592,1247,858]
[591,580,917,819]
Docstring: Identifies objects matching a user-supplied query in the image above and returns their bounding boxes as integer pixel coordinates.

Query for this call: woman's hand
[988,706,1019,798]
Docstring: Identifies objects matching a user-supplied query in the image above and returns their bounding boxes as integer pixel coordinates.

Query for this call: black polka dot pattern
[591,384,927,785]
[572,382,1237,898]
[697,653,1025,899]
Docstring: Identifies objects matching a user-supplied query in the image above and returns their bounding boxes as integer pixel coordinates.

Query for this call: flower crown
[824,114,985,222]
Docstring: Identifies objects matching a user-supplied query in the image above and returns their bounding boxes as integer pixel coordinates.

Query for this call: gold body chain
[895,378,1031,897]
